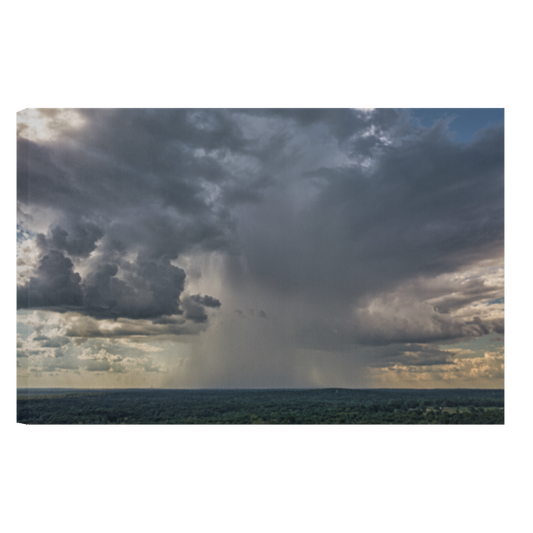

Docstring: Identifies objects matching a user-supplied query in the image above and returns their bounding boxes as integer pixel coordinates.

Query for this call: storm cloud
[17,108,504,387]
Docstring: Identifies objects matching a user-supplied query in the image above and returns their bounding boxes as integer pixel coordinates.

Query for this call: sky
[16,108,504,389]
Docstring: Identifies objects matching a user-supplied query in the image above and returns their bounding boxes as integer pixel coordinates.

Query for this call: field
[17,388,504,424]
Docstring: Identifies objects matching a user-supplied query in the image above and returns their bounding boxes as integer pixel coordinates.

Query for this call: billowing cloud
[79,348,125,373]
[17,335,23,348]
[366,344,458,368]
[369,348,504,387]
[181,297,208,323]
[230,120,503,303]
[62,314,207,338]
[17,109,504,387]
[190,294,222,308]
[17,249,83,310]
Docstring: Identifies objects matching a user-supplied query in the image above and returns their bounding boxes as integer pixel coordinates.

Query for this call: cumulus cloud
[182,298,209,323]
[17,229,225,324]
[190,294,222,308]
[16,109,263,329]
[34,336,70,348]
[62,314,205,338]
[369,348,504,387]
[17,109,504,387]
[79,348,125,373]
[17,334,25,349]
[366,344,458,368]
[82,258,187,319]
[44,223,104,258]
[17,249,83,310]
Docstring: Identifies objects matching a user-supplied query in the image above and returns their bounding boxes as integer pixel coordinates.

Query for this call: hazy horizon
[17,108,504,389]
[18,386,504,390]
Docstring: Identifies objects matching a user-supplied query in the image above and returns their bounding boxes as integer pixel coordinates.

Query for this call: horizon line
[17,386,505,391]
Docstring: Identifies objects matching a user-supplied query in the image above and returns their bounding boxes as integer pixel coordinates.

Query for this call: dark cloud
[471,316,491,335]
[82,258,186,319]
[151,316,183,325]
[17,109,503,378]
[190,294,221,308]
[47,223,103,257]
[429,278,501,314]
[17,250,83,310]
[17,109,284,325]
[491,320,504,335]
[233,121,503,305]
[181,297,208,323]
[221,173,276,206]
[296,294,504,351]
[366,344,457,368]
[16,251,188,319]
[239,108,402,145]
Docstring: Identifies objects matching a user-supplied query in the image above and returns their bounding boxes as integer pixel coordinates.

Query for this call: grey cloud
[17,336,23,348]
[151,316,183,325]
[82,259,186,319]
[140,359,164,373]
[190,294,221,308]
[427,277,502,313]
[13,285,28,311]
[47,223,103,257]
[294,279,504,352]
[366,344,456,368]
[63,314,206,339]
[239,108,402,145]
[18,251,192,321]
[17,138,73,211]
[353,306,504,347]
[41,359,80,372]
[17,250,83,310]
[181,297,208,323]
[491,320,504,334]
[53,347,66,358]
[85,360,112,372]
[17,109,285,325]
[470,316,490,335]
[78,347,125,372]
[221,173,276,206]
[52,338,71,350]
[247,309,268,318]
[17,109,503,369]
[36,336,70,348]
[231,120,503,307]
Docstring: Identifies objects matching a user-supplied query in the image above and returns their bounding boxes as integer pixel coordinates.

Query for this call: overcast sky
[16,108,504,388]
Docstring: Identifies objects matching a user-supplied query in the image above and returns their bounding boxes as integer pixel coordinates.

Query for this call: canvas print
[16,108,504,424]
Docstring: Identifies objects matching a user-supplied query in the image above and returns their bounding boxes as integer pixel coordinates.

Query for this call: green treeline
[17,388,504,425]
